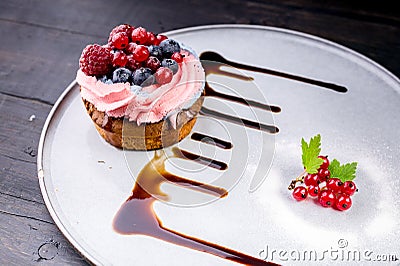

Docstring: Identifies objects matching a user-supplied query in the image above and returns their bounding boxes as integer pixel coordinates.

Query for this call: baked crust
[82,95,203,150]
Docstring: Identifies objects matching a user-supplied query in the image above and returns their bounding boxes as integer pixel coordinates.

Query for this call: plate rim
[36,24,400,264]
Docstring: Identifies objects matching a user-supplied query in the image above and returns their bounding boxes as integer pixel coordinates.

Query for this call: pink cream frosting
[77,50,205,125]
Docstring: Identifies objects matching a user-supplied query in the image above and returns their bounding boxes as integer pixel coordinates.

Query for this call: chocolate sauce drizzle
[191,132,233,150]
[113,145,275,265]
[200,51,348,93]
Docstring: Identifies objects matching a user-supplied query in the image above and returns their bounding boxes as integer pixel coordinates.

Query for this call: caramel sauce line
[200,51,348,93]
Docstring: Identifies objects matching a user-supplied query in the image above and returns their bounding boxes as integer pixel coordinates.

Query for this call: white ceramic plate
[38,25,400,265]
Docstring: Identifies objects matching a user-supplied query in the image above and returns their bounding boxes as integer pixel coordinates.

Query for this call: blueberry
[133,67,155,87]
[148,45,163,59]
[161,59,178,74]
[159,39,180,57]
[112,67,132,83]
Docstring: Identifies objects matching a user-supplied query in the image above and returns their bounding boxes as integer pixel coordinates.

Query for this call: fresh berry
[112,67,132,83]
[342,181,357,196]
[318,155,330,169]
[108,24,134,43]
[110,32,129,49]
[292,186,308,201]
[132,45,150,62]
[79,44,112,76]
[318,168,330,182]
[146,32,156,45]
[159,39,181,57]
[154,67,173,85]
[131,27,148,44]
[171,52,183,63]
[99,75,112,84]
[161,58,179,74]
[133,67,154,86]
[125,42,137,54]
[326,178,343,193]
[148,45,163,59]
[145,56,161,72]
[318,189,336,207]
[335,193,352,211]
[304,173,319,186]
[126,55,141,71]
[307,185,320,197]
[154,34,168,46]
[112,51,128,67]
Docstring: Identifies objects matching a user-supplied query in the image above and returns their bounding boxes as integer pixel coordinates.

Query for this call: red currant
[318,168,330,182]
[125,42,137,54]
[307,185,320,197]
[326,178,343,193]
[110,32,129,49]
[318,189,336,207]
[131,27,148,44]
[304,173,319,186]
[126,54,142,71]
[335,193,352,211]
[342,181,357,196]
[145,56,161,72]
[318,155,330,169]
[112,51,128,67]
[155,67,173,85]
[146,32,156,45]
[171,52,183,63]
[132,45,150,62]
[154,34,168,46]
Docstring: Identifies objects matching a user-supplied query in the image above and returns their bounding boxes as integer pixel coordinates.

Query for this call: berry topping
[146,32,156,45]
[154,67,173,85]
[342,181,357,196]
[161,58,179,74]
[318,168,330,182]
[171,52,183,63]
[159,39,181,57]
[145,56,161,72]
[335,194,352,211]
[148,45,163,59]
[112,51,128,67]
[110,32,129,49]
[318,155,330,169]
[125,42,137,54]
[326,178,343,193]
[126,54,142,71]
[112,67,132,83]
[154,34,168,46]
[132,45,150,62]
[307,185,320,197]
[292,186,308,201]
[79,44,112,76]
[304,173,319,186]
[133,67,154,86]
[131,27,148,44]
[318,189,336,207]
[108,24,134,43]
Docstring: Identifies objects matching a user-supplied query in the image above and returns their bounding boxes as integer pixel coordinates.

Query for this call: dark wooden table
[0,0,399,264]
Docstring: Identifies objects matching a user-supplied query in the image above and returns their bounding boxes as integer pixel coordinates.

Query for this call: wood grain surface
[0,0,399,264]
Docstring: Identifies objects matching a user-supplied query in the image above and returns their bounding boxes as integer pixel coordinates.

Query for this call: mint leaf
[302,134,324,174]
[328,159,358,182]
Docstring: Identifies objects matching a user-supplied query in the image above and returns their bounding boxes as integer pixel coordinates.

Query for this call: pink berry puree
[77,50,205,125]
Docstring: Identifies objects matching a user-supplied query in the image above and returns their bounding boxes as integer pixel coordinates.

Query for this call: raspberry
[110,32,129,49]
[108,24,134,43]
[79,44,112,76]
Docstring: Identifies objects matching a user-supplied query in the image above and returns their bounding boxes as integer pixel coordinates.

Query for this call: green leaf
[328,159,358,182]
[301,134,324,174]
